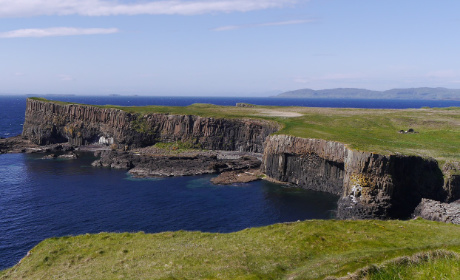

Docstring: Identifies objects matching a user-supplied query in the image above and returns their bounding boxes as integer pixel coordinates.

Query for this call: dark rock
[92,150,261,178]
[0,135,40,154]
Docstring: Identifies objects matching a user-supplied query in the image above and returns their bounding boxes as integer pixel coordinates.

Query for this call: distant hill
[276,87,460,100]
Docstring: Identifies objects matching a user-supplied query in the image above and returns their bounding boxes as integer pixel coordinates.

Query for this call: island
[1,97,459,279]
[276,87,460,100]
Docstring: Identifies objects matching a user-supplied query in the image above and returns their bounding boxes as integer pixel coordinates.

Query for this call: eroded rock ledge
[92,150,261,178]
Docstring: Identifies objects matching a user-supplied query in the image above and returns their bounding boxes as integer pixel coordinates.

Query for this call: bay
[0,95,458,270]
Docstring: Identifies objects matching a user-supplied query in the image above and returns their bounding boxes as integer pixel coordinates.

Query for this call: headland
[1,97,460,279]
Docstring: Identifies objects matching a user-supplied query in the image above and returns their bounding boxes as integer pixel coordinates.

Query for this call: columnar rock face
[22,99,279,153]
[262,135,453,219]
[262,135,346,195]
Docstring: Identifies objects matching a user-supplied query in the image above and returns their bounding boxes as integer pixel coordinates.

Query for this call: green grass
[343,250,460,280]
[1,219,460,279]
[30,98,460,163]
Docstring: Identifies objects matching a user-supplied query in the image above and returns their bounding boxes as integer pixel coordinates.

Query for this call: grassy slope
[1,219,460,280]
[30,97,460,163]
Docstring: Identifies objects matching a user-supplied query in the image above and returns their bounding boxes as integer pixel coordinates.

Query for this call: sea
[1,95,459,270]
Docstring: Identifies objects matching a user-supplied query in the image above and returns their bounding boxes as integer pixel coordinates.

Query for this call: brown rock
[211,170,262,185]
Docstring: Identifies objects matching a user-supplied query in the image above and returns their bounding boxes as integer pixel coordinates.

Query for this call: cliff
[262,135,459,219]
[22,99,279,153]
[21,98,460,220]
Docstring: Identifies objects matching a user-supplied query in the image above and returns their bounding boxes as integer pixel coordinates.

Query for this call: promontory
[12,97,460,220]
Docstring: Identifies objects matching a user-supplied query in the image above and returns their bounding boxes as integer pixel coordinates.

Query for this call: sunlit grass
[1,219,460,279]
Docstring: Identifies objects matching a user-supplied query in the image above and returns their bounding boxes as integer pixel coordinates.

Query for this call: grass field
[31,97,460,163]
[1,219,460,280]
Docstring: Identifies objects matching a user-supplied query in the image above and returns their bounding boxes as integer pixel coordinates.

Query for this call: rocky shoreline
[3,133,460,223]
[1,135,264,184]
[92,148,262,180]
[4,98,460,222]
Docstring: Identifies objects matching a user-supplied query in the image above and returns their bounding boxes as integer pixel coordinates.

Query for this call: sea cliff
[262,135,458,219]
[21,98,460,220]
[22,99,278,153]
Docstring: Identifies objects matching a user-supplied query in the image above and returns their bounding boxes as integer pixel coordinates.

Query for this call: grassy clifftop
[1,219,460,279]
[29,98,460,163]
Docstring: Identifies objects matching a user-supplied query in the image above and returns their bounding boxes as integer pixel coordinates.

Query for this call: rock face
[443,162,460,202]
[262,135,455,219]
[413,199,460,224]
[22,99,279,153]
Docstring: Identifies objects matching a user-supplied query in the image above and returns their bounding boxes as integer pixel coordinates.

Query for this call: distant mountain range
[275,87,460,100]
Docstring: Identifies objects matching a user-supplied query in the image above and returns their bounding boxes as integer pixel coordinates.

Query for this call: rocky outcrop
[0,135,40,153]
[210,169,262,185]
[413,199,460,224]
[92,150,261,178]
[262,135,455,219]
[22,99,279,153]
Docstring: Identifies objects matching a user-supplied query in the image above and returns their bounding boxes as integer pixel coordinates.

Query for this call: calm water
[0,152,338,269]
[0,95,458,270]
[1,95,460,138]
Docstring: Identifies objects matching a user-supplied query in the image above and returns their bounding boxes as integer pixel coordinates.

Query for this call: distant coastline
[275,87,460,100]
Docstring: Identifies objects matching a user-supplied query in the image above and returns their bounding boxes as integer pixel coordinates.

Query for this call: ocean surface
[0,95,459,270]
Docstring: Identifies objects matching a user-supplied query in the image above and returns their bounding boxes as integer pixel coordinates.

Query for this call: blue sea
[0,95,459,270]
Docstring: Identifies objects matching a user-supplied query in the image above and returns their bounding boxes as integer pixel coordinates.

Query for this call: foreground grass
[1,219,460,280]
[368,256,460,280]
[30,98,460,163]
[343,250,460,280]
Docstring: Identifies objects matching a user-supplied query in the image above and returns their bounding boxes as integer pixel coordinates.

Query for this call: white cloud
[0,0,298,17]
[213,19,313,31]
[0,27,119,38]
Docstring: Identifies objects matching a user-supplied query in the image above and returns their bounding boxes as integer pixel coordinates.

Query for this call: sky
[1,0,460,96]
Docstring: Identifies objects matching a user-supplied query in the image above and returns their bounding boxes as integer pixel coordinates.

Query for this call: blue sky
[1,0,460,96]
